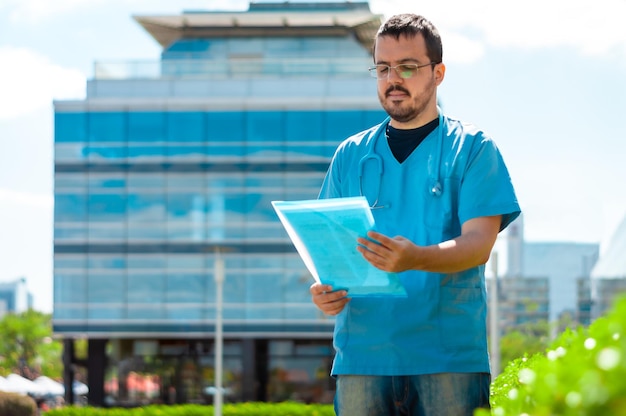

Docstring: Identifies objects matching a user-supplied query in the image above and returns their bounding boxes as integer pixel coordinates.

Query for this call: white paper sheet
[272,196,407,297]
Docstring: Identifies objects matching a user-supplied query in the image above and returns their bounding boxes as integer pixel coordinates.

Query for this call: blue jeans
[334,373,490,416]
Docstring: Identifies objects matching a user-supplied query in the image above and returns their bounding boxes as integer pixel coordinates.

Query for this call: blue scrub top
[319,114,521,376]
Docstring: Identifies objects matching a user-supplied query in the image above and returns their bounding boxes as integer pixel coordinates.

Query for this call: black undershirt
[386,117,439,163]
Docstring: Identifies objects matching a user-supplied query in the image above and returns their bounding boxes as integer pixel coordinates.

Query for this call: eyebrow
[374,58,422,65]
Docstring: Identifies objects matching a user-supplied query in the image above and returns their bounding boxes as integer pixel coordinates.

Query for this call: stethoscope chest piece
[430,181,443,196]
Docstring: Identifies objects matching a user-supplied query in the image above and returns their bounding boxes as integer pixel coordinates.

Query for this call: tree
[499,319,551,370]
[0,310,63,379]
[498,312,585,371]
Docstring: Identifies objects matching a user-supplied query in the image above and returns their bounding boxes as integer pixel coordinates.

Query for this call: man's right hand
[309,283,350,316]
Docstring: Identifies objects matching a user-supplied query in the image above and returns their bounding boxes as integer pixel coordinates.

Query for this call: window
[55,112,87,142]
[89,112,126,142]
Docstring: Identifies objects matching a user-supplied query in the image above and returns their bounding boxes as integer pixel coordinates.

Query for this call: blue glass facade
[54,109,383,330]
[53,1,384,406]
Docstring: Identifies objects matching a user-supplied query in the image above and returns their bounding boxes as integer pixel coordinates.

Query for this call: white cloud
[0,0,98,23]
[440,31,486,64]
[3,0,625,60]
[1,0,246,23]
[370,0,626,61]
[464,0,626,56]
[0,46,85,121]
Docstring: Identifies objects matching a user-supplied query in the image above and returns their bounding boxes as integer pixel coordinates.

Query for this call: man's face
[373,34,444,128]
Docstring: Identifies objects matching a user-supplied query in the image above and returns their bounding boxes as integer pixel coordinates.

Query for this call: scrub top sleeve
[458,137,521,231]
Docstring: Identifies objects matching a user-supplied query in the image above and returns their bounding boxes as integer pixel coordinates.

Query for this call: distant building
[493,211,626,327]
[590,214,626,318]
[576,277,592,325]
[523,242,599,321]
[503,213,524,278]
[0,277,33,316]
[497,276,549,327]
[488,214,599,331]
[590,278,626,319]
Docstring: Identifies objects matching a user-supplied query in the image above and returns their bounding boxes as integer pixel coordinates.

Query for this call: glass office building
[0,277,33,316]
[53,1,384,406]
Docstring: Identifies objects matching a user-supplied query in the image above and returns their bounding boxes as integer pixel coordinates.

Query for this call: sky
[1,0,625,313]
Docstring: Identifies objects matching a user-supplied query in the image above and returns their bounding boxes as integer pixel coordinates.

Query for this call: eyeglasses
[368,62,438,80]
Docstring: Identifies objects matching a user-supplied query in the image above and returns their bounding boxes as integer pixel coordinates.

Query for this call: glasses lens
[376,65,389,79]
[397,64,417,79]
[370,65,420,79]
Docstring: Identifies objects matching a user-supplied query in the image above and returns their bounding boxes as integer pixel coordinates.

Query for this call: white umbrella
[73,380,89,396]
[3,374,46,396]
[33,376,65,396]
[0,376,10,393]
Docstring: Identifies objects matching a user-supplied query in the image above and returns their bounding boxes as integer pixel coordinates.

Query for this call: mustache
[385,85,410,96]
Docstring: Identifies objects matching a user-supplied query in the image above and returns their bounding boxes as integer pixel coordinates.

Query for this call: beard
[378,81,437,124]
[381,99,419,123]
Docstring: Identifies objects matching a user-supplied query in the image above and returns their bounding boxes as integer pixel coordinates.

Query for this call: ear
[434,62,446,86]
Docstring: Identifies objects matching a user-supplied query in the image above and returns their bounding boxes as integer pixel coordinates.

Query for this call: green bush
[477,295,626,415]
[44,402,334,416]
[0,391,37,416]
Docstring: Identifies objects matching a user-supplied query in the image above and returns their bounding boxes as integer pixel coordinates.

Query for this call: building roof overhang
[133,8,383,51]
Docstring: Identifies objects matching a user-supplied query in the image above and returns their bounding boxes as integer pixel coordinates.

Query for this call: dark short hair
[374,14,443,64]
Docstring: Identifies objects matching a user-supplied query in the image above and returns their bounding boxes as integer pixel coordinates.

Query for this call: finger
[357,237,381,254]
[322,290,348,301]
[323,297,350,315]
[369,232,399,249]
[313,290,348,306]
[359,233,395,254]
[315,292,349,313]
[357,246,390,270]
[310,283,333,295]
[367,230,389,243]
[357,244,384,261]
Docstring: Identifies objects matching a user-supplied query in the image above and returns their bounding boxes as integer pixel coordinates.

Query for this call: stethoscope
[358,112,445,209]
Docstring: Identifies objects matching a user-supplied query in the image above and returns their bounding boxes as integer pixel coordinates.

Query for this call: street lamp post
[214,248,225,416]
[489,251,501,377]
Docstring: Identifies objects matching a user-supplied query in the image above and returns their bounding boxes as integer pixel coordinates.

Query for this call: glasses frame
[368,62,439,80]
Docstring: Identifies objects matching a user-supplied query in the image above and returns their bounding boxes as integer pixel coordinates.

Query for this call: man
[310,13,521,416]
